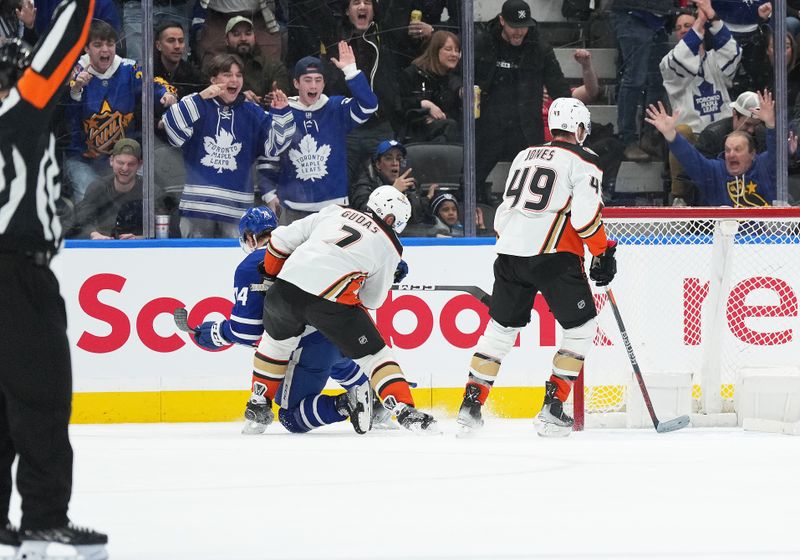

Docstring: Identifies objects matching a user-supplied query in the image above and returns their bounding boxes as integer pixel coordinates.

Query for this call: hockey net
[574,207,800,428]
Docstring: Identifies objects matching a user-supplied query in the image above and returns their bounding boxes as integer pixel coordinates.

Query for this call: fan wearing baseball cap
[223,15,290,107]
[695,90,767,161]
[645,90,779,207]
[70,138,145,240]
[473,0,571,205]
[260,41,379,226]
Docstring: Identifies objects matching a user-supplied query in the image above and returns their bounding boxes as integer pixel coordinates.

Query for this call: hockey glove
[195,321,231,350]
[590,239,617,287]
[394,259,408,283]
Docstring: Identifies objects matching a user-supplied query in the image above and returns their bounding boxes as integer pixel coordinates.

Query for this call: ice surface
[29,420,799,560]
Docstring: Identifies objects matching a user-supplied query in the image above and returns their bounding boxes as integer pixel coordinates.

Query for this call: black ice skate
[19,523,108,560]
[241,395,274,435]
[384,397,440,434]
[456,384,485,435]
[0,522,19,559]
[0,523,19,547]
[535,380,574,438]
[335,383,372,434]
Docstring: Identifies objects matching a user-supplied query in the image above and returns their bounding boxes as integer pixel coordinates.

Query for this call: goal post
[574,207,800,429]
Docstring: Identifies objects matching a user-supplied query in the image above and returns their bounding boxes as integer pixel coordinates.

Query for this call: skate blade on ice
[241,421,268,435]
[534,419,572,438]
[0,543,17,560]
[17,542,108,560]
[456,420,483,439]
[407,420,443,435]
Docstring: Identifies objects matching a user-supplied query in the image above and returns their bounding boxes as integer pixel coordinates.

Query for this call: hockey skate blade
[18,541,108,560]
[407,421,442,436]
[534,418,572,438]
[455,427,476,439]
[241,421,268,435]
[656,415,691,433]
[0,544,17,560]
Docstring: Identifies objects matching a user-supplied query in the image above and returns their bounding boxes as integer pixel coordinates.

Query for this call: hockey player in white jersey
[257,186,439,433]
[456,98,618,437]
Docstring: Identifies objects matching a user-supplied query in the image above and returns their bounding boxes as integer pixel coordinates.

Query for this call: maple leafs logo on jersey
[201,128,242,173]
[693,80,723,118]
[289,134,330,181]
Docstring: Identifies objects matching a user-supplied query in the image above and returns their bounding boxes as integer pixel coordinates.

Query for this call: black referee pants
[0,255,72,530]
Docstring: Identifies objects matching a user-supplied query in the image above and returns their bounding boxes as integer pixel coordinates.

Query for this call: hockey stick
[604,287,690,433]
[391,284,491,307]
[173,307,199,335]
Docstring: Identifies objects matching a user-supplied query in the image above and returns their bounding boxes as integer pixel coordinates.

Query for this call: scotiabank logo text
[75,273,797,354]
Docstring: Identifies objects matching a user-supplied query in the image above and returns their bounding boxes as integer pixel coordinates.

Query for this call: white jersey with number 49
[494,141,608,258]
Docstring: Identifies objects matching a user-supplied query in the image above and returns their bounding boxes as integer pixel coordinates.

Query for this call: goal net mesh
[579,209,800,419]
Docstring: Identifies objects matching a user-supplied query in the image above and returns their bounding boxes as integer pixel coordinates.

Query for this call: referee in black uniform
[0,0,108,554]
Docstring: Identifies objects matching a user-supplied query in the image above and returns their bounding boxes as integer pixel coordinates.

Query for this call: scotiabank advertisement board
[53,239,800,399]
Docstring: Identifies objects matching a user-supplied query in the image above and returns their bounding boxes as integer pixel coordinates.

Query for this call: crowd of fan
[0,0,797,240]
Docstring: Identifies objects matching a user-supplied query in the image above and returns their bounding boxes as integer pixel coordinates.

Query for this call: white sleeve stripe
[230,315,262,325]
[228,330,261,341]
[350,110,368,124]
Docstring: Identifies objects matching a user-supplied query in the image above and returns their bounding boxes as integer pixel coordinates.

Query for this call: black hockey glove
[590,240,617,287]
[394,259,409,283]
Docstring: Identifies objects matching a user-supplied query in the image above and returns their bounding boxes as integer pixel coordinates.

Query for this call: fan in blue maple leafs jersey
[260,42,378,223]
[193,207,379,435]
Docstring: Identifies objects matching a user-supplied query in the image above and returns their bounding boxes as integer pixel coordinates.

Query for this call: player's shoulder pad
[551,141,601,168]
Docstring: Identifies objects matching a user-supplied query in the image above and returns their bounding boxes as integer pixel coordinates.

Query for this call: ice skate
[456,384,484,436]
[370,393,398,430]
[0,523,19,560]
[19,523,108,560]
[241,395,274,435]
[534,380,574,438]
[384,398,440,434]
[335,383,372,434]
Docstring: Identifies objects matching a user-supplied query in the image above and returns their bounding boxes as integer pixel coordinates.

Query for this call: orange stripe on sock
[378,378,414,407]
[465,381,491,405]
[549,375,572,402]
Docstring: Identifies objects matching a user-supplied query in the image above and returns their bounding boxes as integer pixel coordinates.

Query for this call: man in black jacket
[474,0,571,205]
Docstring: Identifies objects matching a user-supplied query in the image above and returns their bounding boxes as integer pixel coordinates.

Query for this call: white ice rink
[21,419,800,560]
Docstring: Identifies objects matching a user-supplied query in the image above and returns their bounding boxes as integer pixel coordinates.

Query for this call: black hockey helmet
[0,38,32,91]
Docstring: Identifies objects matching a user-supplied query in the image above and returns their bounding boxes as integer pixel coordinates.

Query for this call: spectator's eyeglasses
[380,155,406,164]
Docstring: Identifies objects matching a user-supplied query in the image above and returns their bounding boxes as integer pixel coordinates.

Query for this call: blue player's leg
[329,354,393,430]
[277,333,370,434]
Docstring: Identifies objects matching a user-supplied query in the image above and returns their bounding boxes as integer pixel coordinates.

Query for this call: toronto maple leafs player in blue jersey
[261,41,379,225]
[193,207,375,434]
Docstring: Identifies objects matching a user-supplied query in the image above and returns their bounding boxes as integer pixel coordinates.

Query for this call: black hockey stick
[391,284,491,307]
[173,307,199,335]
[604,287,690,433]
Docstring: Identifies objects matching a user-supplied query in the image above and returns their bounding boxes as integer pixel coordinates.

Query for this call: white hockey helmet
[548,97,592,144]
[367,185,412,234]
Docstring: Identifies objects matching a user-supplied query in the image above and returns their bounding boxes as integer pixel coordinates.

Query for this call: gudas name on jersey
[525,147,556,162]
[340,209,379,234]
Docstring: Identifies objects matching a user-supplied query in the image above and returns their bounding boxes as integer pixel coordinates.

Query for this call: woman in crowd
[398,29,462,143]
